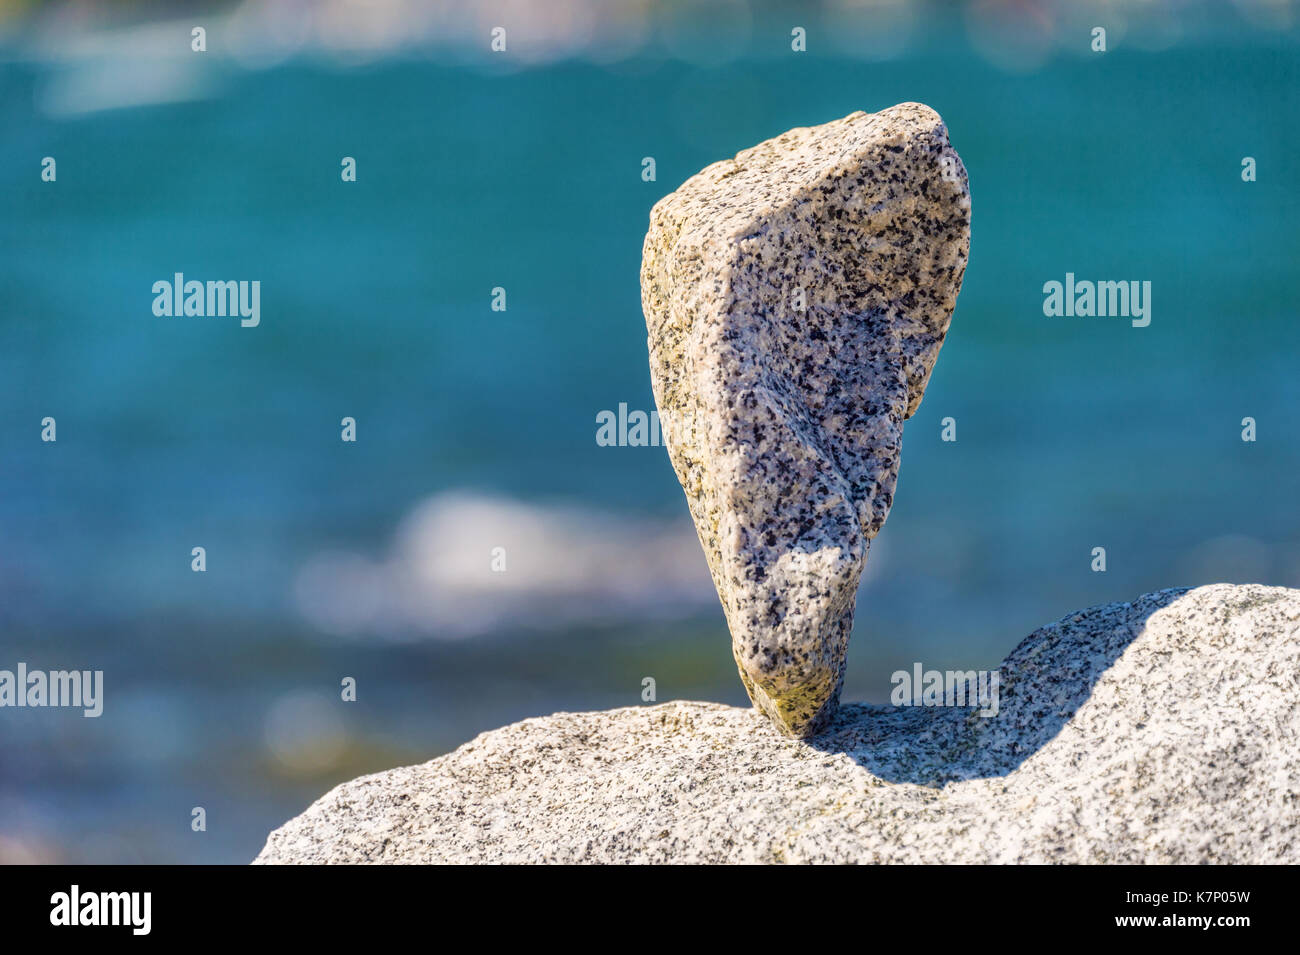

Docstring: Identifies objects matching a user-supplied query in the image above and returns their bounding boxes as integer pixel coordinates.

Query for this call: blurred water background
[1,0,1297,862]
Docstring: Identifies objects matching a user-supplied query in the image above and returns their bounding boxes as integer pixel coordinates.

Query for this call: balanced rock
[640,104,971,736]
[254,585,1300,864]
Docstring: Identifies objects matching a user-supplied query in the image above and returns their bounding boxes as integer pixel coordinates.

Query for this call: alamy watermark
[50,885,150,935]
[152,273,260,327]
[0,663,103,717]
[891,663,1000,717]
[596,403,703,448]
[1042,272,1150,327]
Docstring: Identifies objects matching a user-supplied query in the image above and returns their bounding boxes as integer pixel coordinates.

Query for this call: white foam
[293,491,716,639]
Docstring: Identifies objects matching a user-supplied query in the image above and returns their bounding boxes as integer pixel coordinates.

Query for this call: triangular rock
[641,103,971,737]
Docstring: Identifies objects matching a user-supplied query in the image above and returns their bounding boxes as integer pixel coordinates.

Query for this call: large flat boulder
[255,584,1300,864]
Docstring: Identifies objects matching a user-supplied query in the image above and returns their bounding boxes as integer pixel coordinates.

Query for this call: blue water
[1,20,1298,861]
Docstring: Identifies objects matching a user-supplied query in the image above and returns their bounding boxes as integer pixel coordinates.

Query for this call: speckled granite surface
[640,104,971,737]
[255,584,1300,864]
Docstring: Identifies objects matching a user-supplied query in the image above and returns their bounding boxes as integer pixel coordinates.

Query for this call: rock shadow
[802,587,1190,786]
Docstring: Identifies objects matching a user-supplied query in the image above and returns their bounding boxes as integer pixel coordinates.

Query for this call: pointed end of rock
[741,667,843,739]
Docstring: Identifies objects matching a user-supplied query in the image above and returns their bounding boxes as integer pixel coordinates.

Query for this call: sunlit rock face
[640,104,971,737]
[256,586,1300,864]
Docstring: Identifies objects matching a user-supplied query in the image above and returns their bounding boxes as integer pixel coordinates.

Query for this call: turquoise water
[1,22,1298,861]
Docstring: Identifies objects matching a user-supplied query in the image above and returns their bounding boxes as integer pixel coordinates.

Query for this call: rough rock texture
[640,104,971,737]
[256,584,1300,864]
